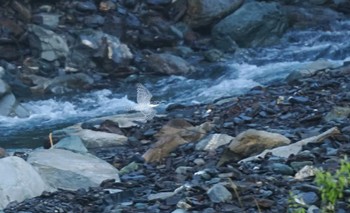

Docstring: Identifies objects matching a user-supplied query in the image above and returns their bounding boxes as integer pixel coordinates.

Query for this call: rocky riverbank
[1,63,350,212]
[1,0,350,212]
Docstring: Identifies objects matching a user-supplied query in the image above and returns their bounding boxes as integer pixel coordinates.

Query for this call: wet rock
[24,72,94,94]
[270,163,294,175]
[27,149,120,190]
[207,183,232,203]
[0,156,50,209]
[48,73,94,94]
[286,59,338,83]
[146,53,195,75]
[196,133,233,151]
[203,49,224,62]
[324,106,350,122]
[53,135,88,153]
[28,24,69,61]
[0,80,29,118]
[228,129,290,158]
[184,0,243,28]
[212,2,288,49]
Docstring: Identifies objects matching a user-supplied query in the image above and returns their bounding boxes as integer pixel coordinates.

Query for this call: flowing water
[1,19,350,148]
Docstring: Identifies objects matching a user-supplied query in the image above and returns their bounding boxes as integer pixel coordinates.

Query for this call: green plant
[315,156,350,212]
[288,192,307,213]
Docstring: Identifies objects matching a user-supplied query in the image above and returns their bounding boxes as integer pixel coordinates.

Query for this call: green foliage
[288,192,307,213]
[314,157,350,212]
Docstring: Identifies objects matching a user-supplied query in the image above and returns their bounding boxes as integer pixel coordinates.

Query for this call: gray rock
[32,13,60,29]
[203,49,224,62]
[76,129,128,148]
[207,183,232,203]
[309,0,327,5]
[28,24,69,61]
[79,30,133,65]
[24,73,94,95]
[0,80,29,117]
[290,161,313,171]
[295,165,317,180]
[286,59,338,83]
[0,156,51,209]
[212,2,288,49]
[146,53,195,75]
[184,0,243,28]
[146,0,172,5]
[307,205,321,213]
[76,1,97,12]
[0,93,15,116]
[271,163,294,175]
[175,166,193,175]
[171,209,187,213]
[148,192,175,201]
[0,66,4,78]
[46,73,94,94]
[194,158,205,166]
[0,148,6,158]
[53,125,128,148]
[196,133,233,151]
[27,149,120,190]
[0,79,10,97]
[299,192,319,205]
[54,136,88,153]
[324,106,350,122]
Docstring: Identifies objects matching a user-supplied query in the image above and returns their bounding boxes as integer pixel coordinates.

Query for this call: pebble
[271,163,295,175]
[207,183,232,203]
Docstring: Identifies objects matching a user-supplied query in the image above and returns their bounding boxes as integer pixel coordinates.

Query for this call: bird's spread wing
[141,108,156,120]
[136,83,152,105]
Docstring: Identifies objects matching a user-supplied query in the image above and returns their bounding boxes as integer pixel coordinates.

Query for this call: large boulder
[0,79,29,118]
[229,129,290,156]
[184,0,243,28]
[28,24,69,61]
[212,2,289,50]
[0,156,50,210]
[146,53,195,75]
[27,149,120,191]
[79,29,133,71]
[23,73,94,94]
[52,125,128,148]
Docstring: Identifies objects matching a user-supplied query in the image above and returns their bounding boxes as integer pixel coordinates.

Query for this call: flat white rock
[0,156,50,210]
[27,149,120,190]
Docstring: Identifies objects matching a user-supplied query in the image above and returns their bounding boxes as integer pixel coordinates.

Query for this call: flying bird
[133,83,158,120]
